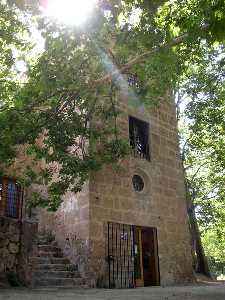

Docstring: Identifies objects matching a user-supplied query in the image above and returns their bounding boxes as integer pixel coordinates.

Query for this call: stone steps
[38,240,52,245]
[33,270,80,278]
[31,232,84,288]
[38,250,63,258]
[33,277,84,287]
[38,245,61,252]
[31,257,70,264]
[33,263,76,271]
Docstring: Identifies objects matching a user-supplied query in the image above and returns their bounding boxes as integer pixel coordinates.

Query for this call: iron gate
[108,222,135,288]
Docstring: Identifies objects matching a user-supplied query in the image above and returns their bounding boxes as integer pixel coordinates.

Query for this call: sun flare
[42,0,97,26]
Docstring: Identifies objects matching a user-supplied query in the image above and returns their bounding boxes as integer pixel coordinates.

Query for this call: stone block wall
[88,89,194,286]
[0,216,38,286]
[35,87,194,287]
[0,217,20,277]
[37,183,91,280]
[17,220,38,286]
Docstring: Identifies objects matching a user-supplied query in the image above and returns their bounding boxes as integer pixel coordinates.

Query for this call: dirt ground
[0,283,225,300]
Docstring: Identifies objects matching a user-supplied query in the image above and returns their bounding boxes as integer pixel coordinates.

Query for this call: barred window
[0,177,22,219]
[128,74,138,87]
[132,175,145,192]
[0,178,2,202]
[129,116,150,161]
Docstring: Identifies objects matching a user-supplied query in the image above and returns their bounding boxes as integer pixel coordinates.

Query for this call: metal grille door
[108,222,135,288]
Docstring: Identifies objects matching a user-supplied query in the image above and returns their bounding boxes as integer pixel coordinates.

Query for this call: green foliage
[179,44,225,266]
[201,222,225,263]
[0,0,225,214]
[0,1,28,104]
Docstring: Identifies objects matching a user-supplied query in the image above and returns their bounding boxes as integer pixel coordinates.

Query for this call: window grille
[129,116,150,160]
[128,74,138,87]
[0,178,2,202]
[132,175,144,192]
[7,181,18,218]
[0,177,22,219]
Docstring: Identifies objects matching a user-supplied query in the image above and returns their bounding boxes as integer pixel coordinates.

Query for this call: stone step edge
[37,246,61,249]
[37,253,63,258]
[33,278,85,286]
[32,270,80,276]
[33,270,80,273]
[32,284,89,290]
[32,265,78,272]
[33,263,75,267]
[38,250,62,253]
[31,257,70,261]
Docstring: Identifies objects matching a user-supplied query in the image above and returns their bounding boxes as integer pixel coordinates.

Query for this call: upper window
[129,116,150,160]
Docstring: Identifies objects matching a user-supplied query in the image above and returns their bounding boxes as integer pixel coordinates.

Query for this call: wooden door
[134,227,144,287]
[141,227,160,286]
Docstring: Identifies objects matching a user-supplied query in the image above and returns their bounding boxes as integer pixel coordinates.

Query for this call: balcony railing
[129,116,150,161]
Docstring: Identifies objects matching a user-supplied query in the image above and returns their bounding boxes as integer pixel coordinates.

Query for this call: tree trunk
[187,202,211,277]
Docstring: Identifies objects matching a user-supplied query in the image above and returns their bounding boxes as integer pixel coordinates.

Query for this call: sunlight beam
[41,0,97,26]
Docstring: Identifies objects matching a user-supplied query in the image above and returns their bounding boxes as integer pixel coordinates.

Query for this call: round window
[132,175,144,192]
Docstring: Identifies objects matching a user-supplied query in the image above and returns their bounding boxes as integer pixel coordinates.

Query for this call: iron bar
[108,222,135,288]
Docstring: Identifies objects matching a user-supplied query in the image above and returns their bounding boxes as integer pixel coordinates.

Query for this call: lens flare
[41,0,97,26]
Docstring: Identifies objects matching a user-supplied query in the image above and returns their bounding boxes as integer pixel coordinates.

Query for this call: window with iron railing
[129,116,150,161]
[0,179,2,202]
[0,177,22,219]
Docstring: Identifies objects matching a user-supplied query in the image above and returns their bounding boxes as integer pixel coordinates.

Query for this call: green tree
[178,45,225,274]
[0,0,31,106]
[0,0,225,274]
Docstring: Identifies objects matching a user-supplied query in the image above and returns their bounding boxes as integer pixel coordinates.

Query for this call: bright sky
[40,0,97,26]
[16,0,141,81]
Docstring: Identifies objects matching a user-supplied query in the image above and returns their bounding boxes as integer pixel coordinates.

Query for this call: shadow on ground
[0,283,225,300]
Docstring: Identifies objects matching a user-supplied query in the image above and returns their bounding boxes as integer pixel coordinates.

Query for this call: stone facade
[87,89,194,286]
[0,216,38,286]
[37,87,194,287]
[37,183,92,283]
[17,219,38,286]
[0,217,20,276]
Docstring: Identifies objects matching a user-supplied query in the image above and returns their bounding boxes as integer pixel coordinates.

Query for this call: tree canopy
[179,44,225,268]
[0,0,224,220]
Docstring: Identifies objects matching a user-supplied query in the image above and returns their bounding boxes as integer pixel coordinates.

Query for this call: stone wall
[37,183,91,281]
[88,88,194,286]
[17,219,38,286]
[0,217,20,277]
[0,216,38,287]
[35,87,194,287]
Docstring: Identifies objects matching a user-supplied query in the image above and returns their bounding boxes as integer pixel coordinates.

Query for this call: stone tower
[38,83,194,288]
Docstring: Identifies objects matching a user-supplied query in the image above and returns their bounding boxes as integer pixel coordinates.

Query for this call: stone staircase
[31,233,86,288]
